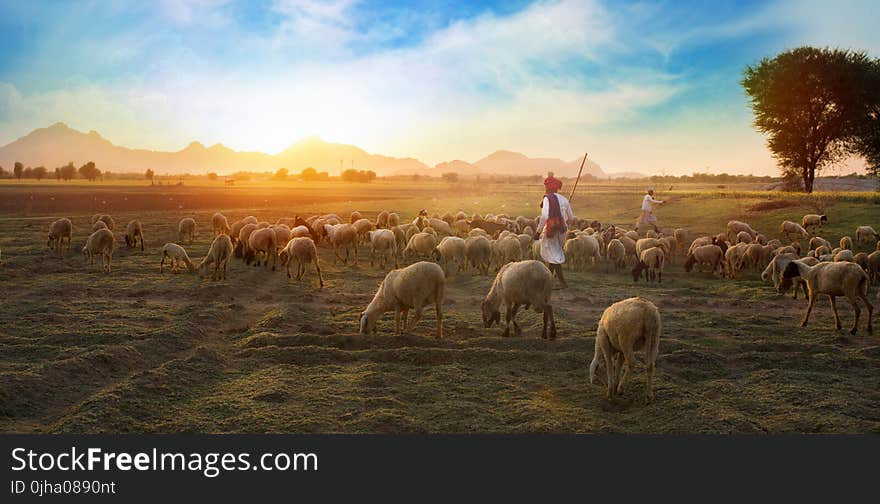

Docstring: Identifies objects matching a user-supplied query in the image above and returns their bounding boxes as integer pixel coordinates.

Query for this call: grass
[0,181,878,433]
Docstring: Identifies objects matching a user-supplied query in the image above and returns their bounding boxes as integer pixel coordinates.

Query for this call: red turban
[544,176,562,192]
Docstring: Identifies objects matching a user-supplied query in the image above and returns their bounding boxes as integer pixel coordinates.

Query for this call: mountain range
[0,122,617,178]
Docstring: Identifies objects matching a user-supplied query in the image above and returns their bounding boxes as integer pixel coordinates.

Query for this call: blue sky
[0,0,877,174]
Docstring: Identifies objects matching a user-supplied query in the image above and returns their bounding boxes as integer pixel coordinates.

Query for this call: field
[1,179,879,433]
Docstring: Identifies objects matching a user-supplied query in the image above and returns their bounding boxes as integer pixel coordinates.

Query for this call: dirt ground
[0,183,878,433]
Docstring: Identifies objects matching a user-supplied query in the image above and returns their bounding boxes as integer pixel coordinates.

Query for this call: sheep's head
[683,254,695,272]
[820,215,828,222]
[124,235,133,248]
[359,311,376,335]
[244,250,256,265]
[481,300,500,328]
[278,249,290,266]
[631,261,647,282]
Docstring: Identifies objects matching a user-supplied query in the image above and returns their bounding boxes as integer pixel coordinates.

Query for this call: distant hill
[0,123,622,178]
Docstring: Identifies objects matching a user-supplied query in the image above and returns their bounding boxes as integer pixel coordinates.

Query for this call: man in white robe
[536,173,574,287]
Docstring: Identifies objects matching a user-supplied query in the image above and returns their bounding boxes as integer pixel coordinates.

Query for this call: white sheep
[856,226,879,243]
[404,232,438,260]
[236,223,258,259]
[632,246,665,283]
[481,260,556,339]
[839,236,853,251]
[387,212,400,228]
[352,218,375,244]
[160,243,194,273]
[802,214,827,232]
[780,260,873,334]
[198,234,233,280]
[211,212,231,236]
[589,297,661,403]
[47,218,73,253]
[359,261,445,338]
[606,238,627,271]
[492,235,522,270]
[684,244,724,276]
[433,236,467,276]
[367,229,399,270]
[178,217,196,244]
[465,235,492,275]
[91,214,115,230]
[780,220,808,243]
[279,237,324,287]
[82,228,115,273]
[324,223,358,265]
[726,220,757,242]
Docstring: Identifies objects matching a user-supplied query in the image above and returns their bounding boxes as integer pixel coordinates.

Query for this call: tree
[79,161,100,181]
[341,169,377,183]
[145,169,155,184]
[13,161,23,180]
[33,166,47,181]
[852,59,880,178]
[23,166,34,178]
[742,47,876,193]
[274,167,289,180]
[441,172,459,183]
[54,167,61,180]
[59,162,76,181]
[207,172,218,181]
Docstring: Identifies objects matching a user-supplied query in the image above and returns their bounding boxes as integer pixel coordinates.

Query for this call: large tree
[742,47,875,193]
[79,161,100,181]
[852,58,880,178]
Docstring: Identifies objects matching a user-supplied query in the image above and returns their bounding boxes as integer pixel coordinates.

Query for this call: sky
[0,0,877,175]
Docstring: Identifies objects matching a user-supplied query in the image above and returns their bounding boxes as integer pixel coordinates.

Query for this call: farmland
[0,179,879,433]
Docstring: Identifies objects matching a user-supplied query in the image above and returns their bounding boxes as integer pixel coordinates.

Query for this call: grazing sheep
[242,216,258,225]
[492,235,523,270]
[516,233,533,259]
[211,213,231,236]
[404,232,438,260]
[589,297,661,403]
[82,228,115,273]
[279,237,323,287]
[433,236,467,276]
[468,227,489,238]
[839,236,853,251]
[619,235,638,263]
[290,225,312,239]
[834,249,855,262]
[855,226,879,243]
[256,221,271,229]
[245,227,278,270]
[563,237,587,270]
[160,243,194,273]
[352,218,375,244]
[197,234,233,280]
[368,229,399,270]
[726,220,757,242]
[607,239,627,271]
[624,230,639,241]
[854,252,869,272]
[92,221,108,232]
[632,246,665,283]
[272,225,292,249]
[780,261,873,334]
[743,243,771,272]
[809,236,832,251]
[867,251,880,284]
[673,228,686,254]
[687,236,713,255]
[427,218,454,237]
[736,230,752,244]
[178,217,196,244]
[124,219,145,251]
[350,211,362,224]
[455,211,467,222]
[387,212,400,228]
[780,220,808,243]
[390,225,406,253]
[467,218,507,238]
[236,223,258,259]
[91,214,115,230]
[376,211,389,229]
[724,242,750,279]
[481,260,556,339]
[755,234,768,245]
[452,219,469,237]
[324,223,359,265]
[802,214,827,232]
[658,236,677,264]
[684,244,724,276]
[47,218,73,253]
[359,261,445,338]
[465,235,492,275]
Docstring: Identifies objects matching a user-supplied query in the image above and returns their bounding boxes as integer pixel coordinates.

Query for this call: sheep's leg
[616,348,635,397]
[829,295,842,330]
[409,307,424,335]
[394,309,402,334]
[314,258,324,288]
[435,299,443,339]
[601,341,615,399]
[511,303,522,337]
[160,254,166,273]
[800,292,816,327]
[645,357,655,404]
[286,260,292,279]
[502,303,512,337]
[400,309,409,332]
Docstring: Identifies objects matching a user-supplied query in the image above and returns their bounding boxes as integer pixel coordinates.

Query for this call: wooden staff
[568,152,588,202]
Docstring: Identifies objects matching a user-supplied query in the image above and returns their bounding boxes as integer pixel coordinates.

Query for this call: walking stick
[568,152,588,202]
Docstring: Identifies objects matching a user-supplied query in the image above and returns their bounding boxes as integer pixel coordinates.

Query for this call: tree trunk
[802,162,816,193]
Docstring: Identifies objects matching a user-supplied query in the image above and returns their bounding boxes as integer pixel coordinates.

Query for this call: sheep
[481,260,556,339]
[646,229,660,239]
[375,211,389,229]
[762,253,808,299]
[624,230,639,241]
[606,239,627,271]
[455,211,467,222]
[726,220,757,242]
[432,236,467,276]
[245,227,278,270]
[367,229,399,270]
[92,221,108,232]
[427,218,454,237]
[834,249,855,262]
[854,252,869,272]
[452,219,469,237]
[279,237,324,288]
[465,235,492,275]
[272,225,292,249]
[124,219,145,251]
[632,246,665,283]
[197,234,233,280]
[673,228,686,254]
[91,214,115,230]
[684,244,724,276]
[780,220,808,243]
[580,234,602,266]
[404,232,437,260]
[390,225,407,253]
[492,235,523,270]
[160,243,194,273]
[242,216,258,225]
[736,230,752,244]
[350,211,362,224]
[324,223,359,265]
[178,217,196,244]
[743,243,771,272]
[658,236,677,264]
[723,242,750,279]
[47,218,73,253]
[236,223,258,259]
[531,238,542,263]
[815,245,831,257]
[404,224,421,244]
[802,214,827,233]
[619,235,638,263]
[359,261,445,338]
[839,236,853,251]
[516,233,533,259]
[856,226,879,243]
[352,218,375,244]
[588,297,661,403]
[82,228,115,273]
[387,212,400,228]
[809,236,832,251]
[256,221,271,229]
[755,234,768,245]
[468,227,488,238]
[441,212,455,225]
[563,237,588,270]
[780,261,873,334]
[687,236,713,255]
[211,213,231,236]
[290,225,312,239]
[867,251,880,284]
[466,218,507,238]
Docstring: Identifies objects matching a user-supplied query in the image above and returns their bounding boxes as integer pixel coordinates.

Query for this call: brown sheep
[47,218,73,253]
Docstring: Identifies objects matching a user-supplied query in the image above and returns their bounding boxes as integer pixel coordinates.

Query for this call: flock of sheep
[31,207,880,403]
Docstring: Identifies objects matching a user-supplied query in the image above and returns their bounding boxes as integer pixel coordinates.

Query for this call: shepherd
[536,171,574,288]
[637,187,664,233]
